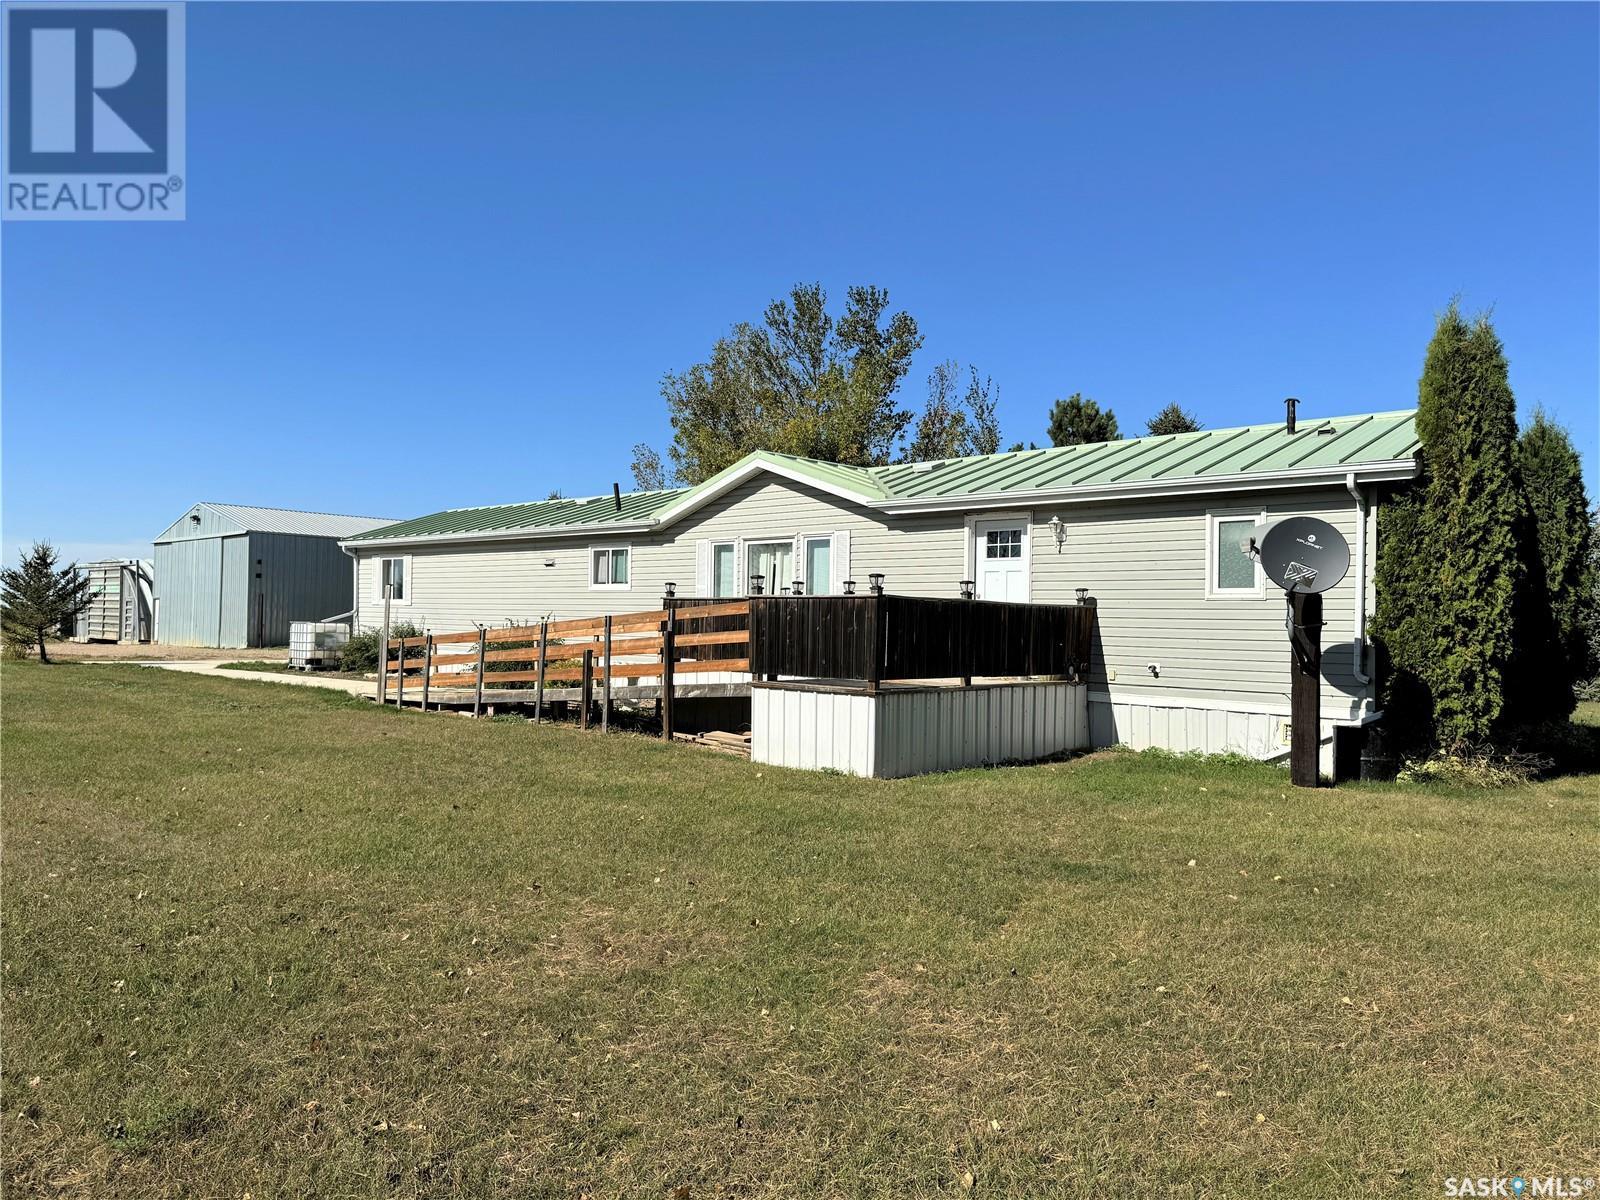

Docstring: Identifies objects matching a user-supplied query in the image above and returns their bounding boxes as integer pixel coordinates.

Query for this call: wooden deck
[376,592,1096,745]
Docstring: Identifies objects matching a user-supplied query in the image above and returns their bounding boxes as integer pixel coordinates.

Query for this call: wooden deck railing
[748,594,1094,685]
[380,600,751,737]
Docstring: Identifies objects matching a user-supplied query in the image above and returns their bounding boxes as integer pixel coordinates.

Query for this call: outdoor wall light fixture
[1048,514,1067,552]
[544,558,556,568]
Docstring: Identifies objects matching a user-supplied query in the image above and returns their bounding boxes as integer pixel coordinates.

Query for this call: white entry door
[974,519,1028,602]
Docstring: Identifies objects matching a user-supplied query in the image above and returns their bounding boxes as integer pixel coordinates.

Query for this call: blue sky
[4,1,1596,562]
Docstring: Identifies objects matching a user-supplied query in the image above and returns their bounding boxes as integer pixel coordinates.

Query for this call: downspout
[1345,473,1371,692]
[341,544,360,630]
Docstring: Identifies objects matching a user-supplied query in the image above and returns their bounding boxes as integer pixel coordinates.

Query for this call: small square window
[1207,514,1263,598]
[590,547,630,588]
[985,529,1022,559]
[380,557,406,601]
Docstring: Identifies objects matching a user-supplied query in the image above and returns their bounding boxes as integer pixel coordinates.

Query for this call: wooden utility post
[472,626,486,718]
[1288,591,1324,788]
[601,615,613,733]
[376,584,392,704]
[660,604,676,741]
[534,619,548,724]
[420,633,432,713]
[579,649,594,730]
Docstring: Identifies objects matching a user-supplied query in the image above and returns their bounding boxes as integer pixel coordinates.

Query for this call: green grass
[3,663,1596,1198]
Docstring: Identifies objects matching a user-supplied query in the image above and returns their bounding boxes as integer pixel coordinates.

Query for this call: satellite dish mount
[1246,517,1352,788]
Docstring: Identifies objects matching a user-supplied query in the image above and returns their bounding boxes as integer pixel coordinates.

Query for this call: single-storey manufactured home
[341,409,1420,765]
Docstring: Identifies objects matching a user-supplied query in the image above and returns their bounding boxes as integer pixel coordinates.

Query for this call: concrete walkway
[122,659,379,699]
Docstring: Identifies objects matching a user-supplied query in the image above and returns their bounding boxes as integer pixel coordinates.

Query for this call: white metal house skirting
[751,680,1090,779]
[1088,691,1345,775]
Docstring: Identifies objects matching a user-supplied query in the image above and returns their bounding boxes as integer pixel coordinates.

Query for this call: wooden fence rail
[381,600,752,737]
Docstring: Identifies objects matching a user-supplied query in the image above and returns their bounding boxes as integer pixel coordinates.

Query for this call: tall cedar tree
[1517,410,1598,685]
[657,283,922,484]
[1145,403,1203,435]
[1047,394,1120,446]
[1,543,93,662]
[1372,305,1526,749]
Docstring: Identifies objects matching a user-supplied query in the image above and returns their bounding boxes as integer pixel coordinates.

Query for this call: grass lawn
[3,663,1596,1198]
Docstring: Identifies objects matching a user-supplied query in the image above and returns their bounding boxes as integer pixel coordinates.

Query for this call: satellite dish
[1254,517,1350,594]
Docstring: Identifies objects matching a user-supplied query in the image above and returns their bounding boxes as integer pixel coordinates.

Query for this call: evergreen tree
[1144,403,1203,436]
[1,543,93,663]
[1517,410,1598,685]
[1047,394,1120,447]
[1371,304,1526,750]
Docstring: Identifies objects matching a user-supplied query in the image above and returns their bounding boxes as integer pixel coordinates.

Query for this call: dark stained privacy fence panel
[748,595,1093,682]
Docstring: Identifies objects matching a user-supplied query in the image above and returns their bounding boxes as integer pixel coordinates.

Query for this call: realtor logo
[3,2,185,219]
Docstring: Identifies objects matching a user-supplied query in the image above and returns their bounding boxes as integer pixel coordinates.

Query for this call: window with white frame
[377,556,408,602]
[746,540,794,594]
[711,542,738,598]
[803,536,832,595]
[590,546,630,589]
[1206,512,1264,598]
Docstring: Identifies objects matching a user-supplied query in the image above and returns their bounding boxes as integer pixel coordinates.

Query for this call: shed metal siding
[153,536,229,646]
[155,504,244,544]
[154,507,379,648]
[246,532,361,647]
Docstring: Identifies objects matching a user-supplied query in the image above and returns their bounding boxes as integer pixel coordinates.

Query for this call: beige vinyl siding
[351,473,1376,722]
[352,476,967,634]
[1029,486,1371,715]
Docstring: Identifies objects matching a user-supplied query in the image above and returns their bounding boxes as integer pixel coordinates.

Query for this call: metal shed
[152,503,396,648]
[74,560,155,643]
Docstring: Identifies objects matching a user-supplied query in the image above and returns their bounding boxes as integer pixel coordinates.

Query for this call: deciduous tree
[660,283,923,484]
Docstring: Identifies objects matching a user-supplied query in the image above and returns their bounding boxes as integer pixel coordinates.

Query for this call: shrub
[340,622,422,673]
[1396,748,1547,789]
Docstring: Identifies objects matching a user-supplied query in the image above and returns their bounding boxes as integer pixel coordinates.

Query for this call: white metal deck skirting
[751,680,1090,778]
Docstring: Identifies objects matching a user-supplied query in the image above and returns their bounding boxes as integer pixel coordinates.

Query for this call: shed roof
[346,409,1419,547]
[157,503,400,542]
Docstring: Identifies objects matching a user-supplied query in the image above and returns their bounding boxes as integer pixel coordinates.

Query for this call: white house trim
[1203,507,1269,600]
[649,457,883,529]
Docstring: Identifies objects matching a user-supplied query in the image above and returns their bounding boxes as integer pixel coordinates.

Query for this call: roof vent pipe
[1285,397,1299,435]
[613,483,621,512]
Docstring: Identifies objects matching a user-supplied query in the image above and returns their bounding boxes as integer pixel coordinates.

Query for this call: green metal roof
[346,409,1417,544]
[344,488,685,542]
[865,409,1419,501]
